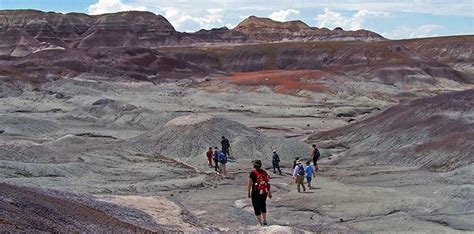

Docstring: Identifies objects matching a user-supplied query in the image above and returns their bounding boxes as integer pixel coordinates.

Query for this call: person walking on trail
[312,144,321,170]
[305,161,316,190]
[293,160,306,193]
[206,147,214,168]
[272,150,282,175]
[218,149,228,177]
[248,160,272,226]
[292,157,300,169]
[221,136,231,157]
[213,147,220,172]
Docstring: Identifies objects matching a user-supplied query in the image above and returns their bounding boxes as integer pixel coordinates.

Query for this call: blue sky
[1,0,473,39]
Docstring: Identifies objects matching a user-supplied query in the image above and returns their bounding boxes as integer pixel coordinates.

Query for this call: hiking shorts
[251,193,267,216]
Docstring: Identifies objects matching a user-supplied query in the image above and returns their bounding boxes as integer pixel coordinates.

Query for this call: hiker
[206,147,213,168]
[221,136,230,157]
[292,160,306,192]
[292,157,300,169]
[272,150,282,175]
[219,149,228,176]
[305,161,316,190]
[248,160,272,226]
[213,147,220,172]
[312,144,321,170]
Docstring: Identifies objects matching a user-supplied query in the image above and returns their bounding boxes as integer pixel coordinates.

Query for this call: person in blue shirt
[212,147,220,172]
[305,161,316,190]
[218,149,228,177]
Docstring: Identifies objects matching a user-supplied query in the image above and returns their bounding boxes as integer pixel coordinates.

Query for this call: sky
[0,0,473,39]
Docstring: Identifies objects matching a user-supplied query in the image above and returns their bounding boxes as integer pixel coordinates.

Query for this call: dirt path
[143,163,466,232]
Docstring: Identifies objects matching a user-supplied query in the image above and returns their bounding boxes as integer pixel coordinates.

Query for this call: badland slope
[308,89,474,171]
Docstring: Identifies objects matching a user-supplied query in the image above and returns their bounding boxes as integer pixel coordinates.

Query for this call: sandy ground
[0,77,472,232]
[90,162,469,232]
[99,195,196,230]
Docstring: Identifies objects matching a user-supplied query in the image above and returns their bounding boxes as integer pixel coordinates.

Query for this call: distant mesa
[1,9,471,87]
[0,9,385,56]
[233,16,384,42]
[234,15,311,31]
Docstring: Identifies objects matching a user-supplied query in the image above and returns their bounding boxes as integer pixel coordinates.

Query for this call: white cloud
[314,0,473,17]
[383,24,445,39]
[163,7,224,31]
[315,8,388,30]
[131,0,474,17]
[269,9,299,22]
[225,23,236,29]
[192,9,224,29]
[85,0,472,34]
[88,0,146,15]
[163,7,193,29]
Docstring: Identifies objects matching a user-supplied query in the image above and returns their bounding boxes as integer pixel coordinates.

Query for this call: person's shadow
[304,187,321,193]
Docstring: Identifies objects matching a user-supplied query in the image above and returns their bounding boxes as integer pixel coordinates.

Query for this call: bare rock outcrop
[234,16,385,42]
[163,39,471,88]
[78,11,176,48]
[1,47,207,81]
[308,89,474,171]
[0,10,385,57]
[64,98,162,129]
[405,36,474,64]
[0,10,177,55]
[0,115,60,137]
[0,183,162,232]
[131,114,311,166]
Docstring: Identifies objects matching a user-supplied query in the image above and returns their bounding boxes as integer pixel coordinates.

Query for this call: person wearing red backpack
[247,160,272,226]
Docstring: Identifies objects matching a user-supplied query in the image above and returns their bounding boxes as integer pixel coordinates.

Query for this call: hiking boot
[262,220,268,226]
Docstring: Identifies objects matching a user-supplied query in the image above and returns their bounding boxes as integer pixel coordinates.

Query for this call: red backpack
[252,169,270,194]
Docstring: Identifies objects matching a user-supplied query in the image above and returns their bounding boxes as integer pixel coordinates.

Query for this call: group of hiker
[206,136,231,176]
[292,144,321,192]
[205,138,321,226]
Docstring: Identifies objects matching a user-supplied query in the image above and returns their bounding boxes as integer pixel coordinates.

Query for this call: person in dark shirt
[271,150,282,175]
[221,136,230,157]
[312,144,321,170]
[247,160,272,226]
